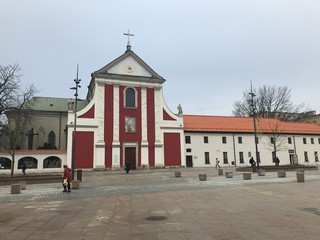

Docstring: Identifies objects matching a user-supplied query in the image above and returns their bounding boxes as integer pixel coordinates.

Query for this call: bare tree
[262,120,288,164]
[233,85,307,121]
[0,64,37,177]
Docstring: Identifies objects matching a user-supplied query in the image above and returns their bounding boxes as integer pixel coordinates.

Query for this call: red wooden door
[125,147,136,170]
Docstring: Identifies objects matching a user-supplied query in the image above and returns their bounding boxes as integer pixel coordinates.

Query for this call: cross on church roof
[124,30,134,51]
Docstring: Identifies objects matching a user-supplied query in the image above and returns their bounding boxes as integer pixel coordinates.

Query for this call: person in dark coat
[124,161,130,174]
[62,165,72,192]
[249,157,256,172]
[21,162,27,175]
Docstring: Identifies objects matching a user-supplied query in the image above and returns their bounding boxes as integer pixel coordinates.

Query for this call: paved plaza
[1,168,320,240]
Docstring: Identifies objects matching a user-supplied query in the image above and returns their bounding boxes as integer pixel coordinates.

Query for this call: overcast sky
[1,0,319,116]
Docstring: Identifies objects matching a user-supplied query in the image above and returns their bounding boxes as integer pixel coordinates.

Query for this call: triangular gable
[93,50,164,80]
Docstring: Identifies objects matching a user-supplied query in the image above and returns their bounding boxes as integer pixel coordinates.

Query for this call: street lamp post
[249,85,260,169]
[70,64,81,180]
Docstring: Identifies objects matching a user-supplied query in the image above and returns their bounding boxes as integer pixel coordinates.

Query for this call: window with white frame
[223,152,228,164]
[304,151,309,162]
[125,87,136,107]
[222,136,227,144]
[239,152,244,164]
[205,152,210,164]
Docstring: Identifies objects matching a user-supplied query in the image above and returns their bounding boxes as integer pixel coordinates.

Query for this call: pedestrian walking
[21,162,27,175]
[124,161,130,174]
[249,157,257,172]
[62,165,72,192]
[215,158,221,169]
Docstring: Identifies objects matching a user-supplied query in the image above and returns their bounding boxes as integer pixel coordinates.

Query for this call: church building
[66,43,184,170]
[1,37,320,173]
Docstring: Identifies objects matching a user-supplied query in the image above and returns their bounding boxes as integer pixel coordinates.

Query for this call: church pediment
[93,50,164,80]
[108,56,152,77]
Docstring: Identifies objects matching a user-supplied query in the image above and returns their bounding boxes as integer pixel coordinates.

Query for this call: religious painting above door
[125,116,136,133]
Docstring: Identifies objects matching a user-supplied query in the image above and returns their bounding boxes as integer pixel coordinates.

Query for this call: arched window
[43,156,62,168]
[18,157,38,169]
[0,157,11,169]
[125,88,136,107]
[48,131,56,149]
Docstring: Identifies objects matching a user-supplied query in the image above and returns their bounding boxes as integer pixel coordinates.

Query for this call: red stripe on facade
[119,86,142,167]
[163,109,176,121]
[164,133,181,166]
[75,131,94,168]
[78,104,95,118]
[147,88,155,166]
[105,85,114,168]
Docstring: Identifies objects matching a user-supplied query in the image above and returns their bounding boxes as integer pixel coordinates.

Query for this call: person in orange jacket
[62,165,72,192]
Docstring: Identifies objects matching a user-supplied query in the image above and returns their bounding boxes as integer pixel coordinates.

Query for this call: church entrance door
[125,147,136,170]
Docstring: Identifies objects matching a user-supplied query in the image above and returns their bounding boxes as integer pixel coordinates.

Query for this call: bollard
[258,169,265,176]
[18,181,27,190]
[11,184,21,194]
[175,171,181,178]
[199,174,207,181]
[72,180,80,189]
[225,172,233,178]
[278,170,286,178]
[77,169,83,181]
[296,170,305,182]
[218,168,223,175]
[243,172,251,180]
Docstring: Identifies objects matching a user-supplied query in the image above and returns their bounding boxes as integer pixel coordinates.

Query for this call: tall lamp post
[70,64,81,180]
[249,84,260,169]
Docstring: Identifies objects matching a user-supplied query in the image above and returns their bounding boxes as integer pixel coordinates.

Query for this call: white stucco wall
[184,132,320,167]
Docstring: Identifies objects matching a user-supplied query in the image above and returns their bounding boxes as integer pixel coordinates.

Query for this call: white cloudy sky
[1,0,319,116]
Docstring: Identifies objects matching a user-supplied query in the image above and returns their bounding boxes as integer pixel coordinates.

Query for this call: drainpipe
[232,133,237,167]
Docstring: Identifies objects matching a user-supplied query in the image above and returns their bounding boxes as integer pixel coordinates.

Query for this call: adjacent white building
[183,115,320,167]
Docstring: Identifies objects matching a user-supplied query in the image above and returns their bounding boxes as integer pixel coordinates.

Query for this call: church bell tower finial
[124,30,134,51]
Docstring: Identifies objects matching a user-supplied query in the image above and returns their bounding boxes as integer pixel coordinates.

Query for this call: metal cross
[124,30,134,49]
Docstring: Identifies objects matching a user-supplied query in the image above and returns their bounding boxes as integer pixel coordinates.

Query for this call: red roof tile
[183,115,320,134]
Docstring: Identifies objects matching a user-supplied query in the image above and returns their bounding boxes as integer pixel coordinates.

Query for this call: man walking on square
[215,158,221,169]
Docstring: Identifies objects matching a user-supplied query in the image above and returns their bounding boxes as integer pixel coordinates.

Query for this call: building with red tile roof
[183,115,320,167]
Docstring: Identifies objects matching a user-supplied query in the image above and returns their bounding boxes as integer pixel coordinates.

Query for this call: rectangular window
[238,137,242,144]
[272,152,276,162]
[248,152,252,158]
[318,138,320,144]
[303,138,307,144]
[222,136,227,144]
[315,151,318,162]
[205,152,210,164]
[185,136,191,144]
[239,152,244,164]
[304,151,309,162]
[311,138,314,144]
[255,137,259,144]
[288,137,292,144]
[270,137,275,144]
[204,136,208,143]
[223,152,228,164]
[186,148,192,153]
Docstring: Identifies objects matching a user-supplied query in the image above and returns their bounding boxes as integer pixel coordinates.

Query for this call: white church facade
[66,46,184,170]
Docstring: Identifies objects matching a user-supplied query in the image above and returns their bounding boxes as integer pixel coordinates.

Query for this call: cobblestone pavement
[1,168,320,239]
